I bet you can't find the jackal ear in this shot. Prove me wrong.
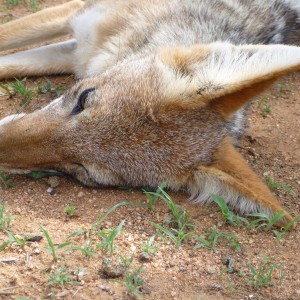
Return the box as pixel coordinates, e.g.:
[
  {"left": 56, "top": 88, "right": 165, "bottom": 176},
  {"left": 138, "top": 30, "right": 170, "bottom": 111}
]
[{"left": 158, "top": 43, "right": 300, "bottom": 117}]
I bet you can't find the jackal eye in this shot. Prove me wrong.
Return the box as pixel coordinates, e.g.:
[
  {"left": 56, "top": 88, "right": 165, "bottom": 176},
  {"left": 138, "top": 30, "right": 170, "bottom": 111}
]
[{"left": 71, "top": 88, "right": 95, "bottom": 115}]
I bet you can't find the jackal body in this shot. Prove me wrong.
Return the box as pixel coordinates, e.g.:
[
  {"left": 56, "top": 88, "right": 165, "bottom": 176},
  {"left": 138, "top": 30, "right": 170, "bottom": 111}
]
[{"left": 0, "top": 0, "right": 300, "bottom": 222}]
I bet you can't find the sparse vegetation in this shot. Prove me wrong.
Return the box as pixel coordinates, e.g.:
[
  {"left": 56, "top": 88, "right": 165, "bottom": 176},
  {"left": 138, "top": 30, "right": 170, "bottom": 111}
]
[
  {"left": 247, "top": 256, "right": 285, "bottom": 289},
  {"left": 28, "top": 171, "right": 52, "bottom": 179},
  {"left": 144, "top": 181, "right": 168, "bottom": 210},
  {"left": 6, "top": 0, "right": 39, "bottom": 12},
  {"left": 141, "top": 235, "right": 159, "bottom": 255},
  {"left": 194, "top": 226, "right": 241, "bottom": 251},
  {"left": 151, "top": 187, "right": 194, "bottom": 248},
  {"left": 211, "top": 194, "right": 248, "bottom": 227},
  {"left": 246, "top": 211, "right": 288, "bottom": 230},
  {"left": 9, "top": 78, "right": 35, "bottom": 111},
  {"left": 97, "top": 220, "right": 124, "bottom": 254},
  {"left": 257, "top": 97, "right": 271, "bottom": 117},
  {"left": 119, "top": 254, "right": 134, "bottom": 268},
  {"left": 265, "top": 175, "right": 294, "bottom": 194},
  {"left": 0, "top": 171, "right": 13, "bottom": 189},
  {"left": 37, "top": 78, "right": 66, "bottom": 96},
  {"left": 277, "top": 82, "right": 292, "bottom": 97},
  {"left": 39, "top": 225, "right": 72, "bottom": 261},
  {"left": 272, "top": 215, "right": 300, "bottom": 240},
  {"left": 47, "top": 266, "right": 79, "bottom": 287},
  {"left": 65, "top": 205, "right": 77, "bottom": 217},
  {"left": 0, "top": 200, "right": 13, "bottom": 231},
  {"left": 68, "top": 238, "right": 97, "bottom": 259},
  {"left": 121, "top": 266, "right": 144, "bottom": 298},
  {"left": 7, "top": 0, "right": 23, "bottom": 6},
  {"left": 4, "top": 230, "right": 31, "bottom": 248}
]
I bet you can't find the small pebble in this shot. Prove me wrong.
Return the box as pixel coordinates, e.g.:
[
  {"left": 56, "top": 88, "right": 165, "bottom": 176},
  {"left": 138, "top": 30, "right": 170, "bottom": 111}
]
[
  {"left": 206, "top": 265, "right": 216, "bottom": 274},
  {"left": 139, "top": 284, "right": 151, "bottom": 294},
  {"left": 47, "top": 176, "right": 60, "bottom": 188},
  {"left": 77, "top": 191, "right": 84, "bottom": 198},
  {"left": 101, "top": 258, "right": 126, "bottom": 278},
  {"left": 139, "top": 252, "right": 151, "bottom": 262},
  {"left": 99, "top": 284, "right": 110, "bottom": 292},
  {"left": 222, "top": 256, "right": 236, "bottom": 273},
  {"left": 47, "top": 187, "right": 56, "bottom": 195}
]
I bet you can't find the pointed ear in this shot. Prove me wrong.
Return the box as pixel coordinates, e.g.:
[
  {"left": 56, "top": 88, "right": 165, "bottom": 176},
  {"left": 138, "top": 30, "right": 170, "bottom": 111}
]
[{"left": 157, "top": 43, "right": 300, "bottom": 117}]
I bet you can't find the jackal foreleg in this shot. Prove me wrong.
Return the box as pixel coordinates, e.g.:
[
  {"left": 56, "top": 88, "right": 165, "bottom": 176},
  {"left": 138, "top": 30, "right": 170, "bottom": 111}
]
[
  {"left": 0, "top": 39, "right": 77, "bottom": 79},
  {"left": 189, "top": 137, "right": 293, "bottom": 226}
]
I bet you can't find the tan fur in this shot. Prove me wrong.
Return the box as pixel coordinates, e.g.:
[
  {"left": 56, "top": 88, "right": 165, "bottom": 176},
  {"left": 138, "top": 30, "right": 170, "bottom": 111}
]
[
  {"left": 0, "top": 0, "right": 300, "bottom": 225},
  {"left": 205, "top": 137, "right": 293, "bottom": 224}
]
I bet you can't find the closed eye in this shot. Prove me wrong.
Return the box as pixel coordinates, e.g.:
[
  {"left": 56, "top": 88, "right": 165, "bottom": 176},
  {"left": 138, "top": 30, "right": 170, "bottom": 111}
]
[{"left": 71, "top": 88, "right": 95, "bottom": 115}]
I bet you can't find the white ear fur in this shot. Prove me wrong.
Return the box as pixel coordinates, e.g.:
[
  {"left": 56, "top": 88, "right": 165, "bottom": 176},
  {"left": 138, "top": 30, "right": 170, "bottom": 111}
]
[{"left": 158, "top": 42, "right": 300, "bottom": 101}]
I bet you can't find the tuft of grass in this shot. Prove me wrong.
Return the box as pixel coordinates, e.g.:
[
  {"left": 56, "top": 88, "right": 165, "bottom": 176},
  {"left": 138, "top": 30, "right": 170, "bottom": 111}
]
[
  {"left": 0, "top": 240, "right": 11, "bottom": 251},
  {"left": 29, "top": 0, "right": 38, "bottom": 12},
  {"left": 68, "top": 202, "right": 144, "bottom": 258},
  {"left": 247, "top": 256, "right": 285, "bottom": 289},
  {"left": 194, "top": 226, "right": 241, "bottom": 251},
  {"left": 97, "top": 220, "right": 124, "bottom": 254},
  {"left": 272, "top": 215, "right": 300, "bottom": 240},
  {"left": 151, "top": 187, "right": 194, "bottom": 248},
  {"left": 65, "top": 205, "right": 77, "bottom": 217},
  {"left": 141, "top": 235, "right": 159, "bottom": 255},
  {"left": 0, "top": 200, "right": 13, "bottom": 231},
  {"left": 153, "top": 222, "right": 193, "bottom": 248},
  {"left": 0, "top": 82, "right": 12, "bottom": 96},
  {"left": 27, "top": 171, "right": 51, "bottom": 179},
  {"left": 37, "top": 78, "right": 65, "bottom": 97},
  {"left": 246, "top": 211, "right": 288, "bottom": 230},
  {"left": 211, "top": 194, "right": 248, "bottom": 227},
  {"left": 0, "top": 171, "right": 13, "bottom": 189},
  {"left": 0, "top": 230, "right": 39, "bottom": 251},
  {"left": 10, "top": 78, "right": 35, "bottom": 111},
  {"left": 118, "top": 266, "right": 144, "bottom": 298},
  {"left": 277, "top": 82, "right": 292, "bottom": 97},
  {"left": 4, "top": 230, "right": 30, "bottom": 248},
  {"left": 68, "top": 239, "right": 97, "bottom": 259},
  {"left": 39, "top": 225, "right": 72, "bottom": 261},
  {"left": 257, "top": 97, "right": 271, "bottom": 117},
  {"left": 212, "top": 194, "right": 297, "bottom": 237},
  {"left": 119, "top": 254, "right": 134, "bottom": 268},
  {"left": 144, "top": 181, "right": 168, "bottom": 210},
  {"left": 7, "top": 0, "right": 23, "bottom": 5},
  {"left": 265, "top": 176, "right": 294, "bottom": 194},
  {"left": 47, "top": 266, "right": 79, "bottom": 287}
]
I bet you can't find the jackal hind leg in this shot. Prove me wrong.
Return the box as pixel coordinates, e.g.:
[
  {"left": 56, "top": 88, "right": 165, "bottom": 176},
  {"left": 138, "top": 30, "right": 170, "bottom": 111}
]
[{"left": 0, "top": 0, "right": 84, "bottom": 51}]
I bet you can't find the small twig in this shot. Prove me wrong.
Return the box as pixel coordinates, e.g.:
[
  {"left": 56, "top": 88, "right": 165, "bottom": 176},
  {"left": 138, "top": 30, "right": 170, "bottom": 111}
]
[
  {"left": 0, "top": 292, "right": 15, "bottom": 295},
  {"left": 0, "top": 286, "right": 19, "bottom": 295},
  {"left": 73, "top": 287, "right": 84, "bottom": 297},
  {"left": 0, "top": 257, "right": 18, "bottom": 263}
]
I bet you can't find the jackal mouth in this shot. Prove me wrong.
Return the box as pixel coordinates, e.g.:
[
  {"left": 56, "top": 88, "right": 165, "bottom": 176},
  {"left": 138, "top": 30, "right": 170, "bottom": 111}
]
[{"left": 0, "top": 167, "right": 64, "bottom": 176}]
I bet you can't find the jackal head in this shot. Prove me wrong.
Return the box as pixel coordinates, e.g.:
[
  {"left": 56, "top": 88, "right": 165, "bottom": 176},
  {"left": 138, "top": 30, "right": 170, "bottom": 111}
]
[{"left": 0, "top": 42, "right": 299, "bottom": 195}]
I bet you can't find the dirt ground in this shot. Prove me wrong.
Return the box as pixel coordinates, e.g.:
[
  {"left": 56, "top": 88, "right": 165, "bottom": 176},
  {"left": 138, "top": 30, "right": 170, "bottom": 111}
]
[{"left": 0, "top": 1, "right": 300, "bottom": 300}]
